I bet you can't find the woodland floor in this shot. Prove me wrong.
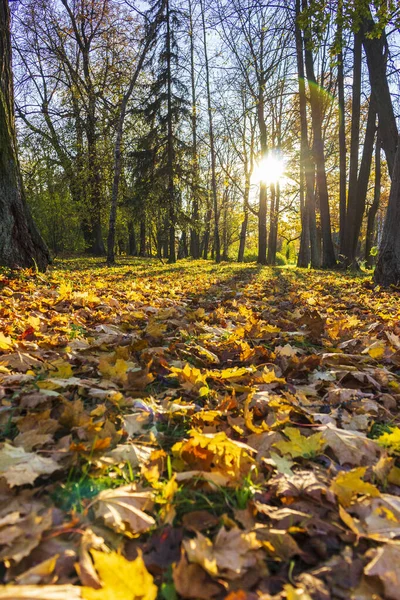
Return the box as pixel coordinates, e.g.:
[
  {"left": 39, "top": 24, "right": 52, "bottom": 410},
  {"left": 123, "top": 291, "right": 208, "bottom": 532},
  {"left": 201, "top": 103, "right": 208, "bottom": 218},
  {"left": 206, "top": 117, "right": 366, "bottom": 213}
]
[{"left": 0, "top": 258, "right": 400, "bottom": 599}]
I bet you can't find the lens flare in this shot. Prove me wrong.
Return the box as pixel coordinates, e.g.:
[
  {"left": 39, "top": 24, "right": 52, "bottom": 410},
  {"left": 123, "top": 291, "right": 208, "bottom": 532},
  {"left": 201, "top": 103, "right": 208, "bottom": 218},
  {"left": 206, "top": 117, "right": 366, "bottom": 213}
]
[{"left": 254, "top": 153, "right": 286, "bottom": 184}]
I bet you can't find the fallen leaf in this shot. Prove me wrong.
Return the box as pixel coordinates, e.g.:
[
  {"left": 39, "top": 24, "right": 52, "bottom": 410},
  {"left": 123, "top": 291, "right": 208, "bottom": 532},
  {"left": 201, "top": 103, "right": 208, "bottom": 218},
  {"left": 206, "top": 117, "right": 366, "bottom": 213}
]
[
  {"left": 92, "top": 485, "right": 155, "bottom": 537},
  {"left": 82, "top": 550, "right": 157, "bottom": 600},
  {"left": 331, "top": 467, "right": 380, "bottom": 507},
  {"left": 0, "top": 443, "right": 59, "bottom": 487},
  {"left": 364, "top": 543, "right": 400, "bottom": 600}
]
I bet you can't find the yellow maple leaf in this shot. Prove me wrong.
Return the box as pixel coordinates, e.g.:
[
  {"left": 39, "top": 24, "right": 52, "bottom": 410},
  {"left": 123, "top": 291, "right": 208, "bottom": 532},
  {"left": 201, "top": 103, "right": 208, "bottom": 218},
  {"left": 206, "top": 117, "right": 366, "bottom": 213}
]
[
  {"left": 172, "top": 430, "right": 254, "bottom": 481},
  {"left": 58, "top": 281, "right": 73, "bottom": 299},
  {"left": 82, "top": 550, "right": 157, "bottom": 600},
  {"left": 208, "top": 366, "right": 251, "bottom": 380},
  {"left": 146, "top": 319, "right": 167, "bottom": 338},
  {"left": 168, "top": 364, "right": 209, "bottom": 393},
  {"left": 98, "top": 357, "right": 128, "bottom": 383},
  {"left": 273, "top": 427, "right": 326, "bottom": 458},
  {"left": 331, "top": 467, "right": 380, "bottom": 507},
  {"left": 49, "top": 359, "right": 73, "bottom": 379},
  {"left": 0, "top": 332, "right": 13, "bottom": 351},
  {"left": 378, "top": 427, "right": 400, "bottom": 454},
  {"left": 366, "top": 341, "right": 386, "bottom": 360}
]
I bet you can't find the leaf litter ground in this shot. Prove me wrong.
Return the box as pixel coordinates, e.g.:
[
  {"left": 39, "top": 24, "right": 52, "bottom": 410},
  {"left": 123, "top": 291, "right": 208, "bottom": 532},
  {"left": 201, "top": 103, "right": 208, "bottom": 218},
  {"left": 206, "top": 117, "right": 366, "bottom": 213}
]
[{"left": 0, "top": 258, "right": 399, "bottom": 599}]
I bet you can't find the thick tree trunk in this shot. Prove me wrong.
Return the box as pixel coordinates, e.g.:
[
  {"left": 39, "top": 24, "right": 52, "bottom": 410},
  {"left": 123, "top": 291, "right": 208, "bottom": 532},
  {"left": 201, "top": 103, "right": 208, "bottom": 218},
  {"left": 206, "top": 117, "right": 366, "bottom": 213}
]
[
  {"left": 0, "top": 0, "right": 49, "bottom": 271},
  {"left": 374, "top": 135, "right": 400, "bottom": 286},
  {"left": 362, "top": 18, "right": 398, "bottom": 178},
  {"left": 365, "top": 136, "right": 381, "bottom": 269}
]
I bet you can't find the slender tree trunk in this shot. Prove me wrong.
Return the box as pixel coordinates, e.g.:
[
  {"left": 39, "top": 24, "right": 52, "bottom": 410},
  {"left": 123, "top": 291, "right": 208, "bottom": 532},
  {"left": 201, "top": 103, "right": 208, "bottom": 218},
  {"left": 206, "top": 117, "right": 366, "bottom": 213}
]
[
  {"left": 347, "top": 98, "right": 376, "bottom": 266},
  {"left": 374, "top": 135, "right": 400, "bottom": 286},
  {"left": 362, "top": 17, "right": 398, "bottom": 177},
  {"left": 139, "top": 219, "right": 146, "bottom": 257},
  {"left": 337, "top": 0, "right": 347, "bottom": 254},
  {"left": 0, "top": 0, "right": 49, "bottom": 271},
  {"left": 166, "top": 0, "right": 176, "bottom": 263},
  {"left": 257, "top": 87, "right": 268, "bottom": 265},
  {"left": 200, "top": 0, "right": 220, "bottom": 263},
  {"left": 267, "top": 183, "right": 279, "bottom": 265},
  {"left": 106, "top": 5, "right": 163, "bottom": 265},
  {"left": 188, "top": 0, "right": 200, "bottom": 259},
  {"left": 128, "top": 221, "right": 137, "bottom": 256},
  {"left": 202, "top": 206, "right": 212, "bottom": 259},
  {"left": 295, "top": 0, "right": 319, "bottom": 268},
  {"left": 342, "top": 32, "right": 362, "bottom": 265},
  {"left": 365, "top": 136, "right": 381, "bottom": 268},
  {"left": 303, "top": 0, "right": 336, "bottom": 268},
  {"left": 297, "top": 163, "right": 311, "bottom": 267}
]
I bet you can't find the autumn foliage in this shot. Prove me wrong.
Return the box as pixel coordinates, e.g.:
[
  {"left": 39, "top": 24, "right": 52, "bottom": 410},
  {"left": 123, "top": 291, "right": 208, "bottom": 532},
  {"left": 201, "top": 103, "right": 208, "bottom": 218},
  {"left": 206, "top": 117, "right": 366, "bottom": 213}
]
[{"left": 0, "top": 259, "right": 399, "bottom": 599}]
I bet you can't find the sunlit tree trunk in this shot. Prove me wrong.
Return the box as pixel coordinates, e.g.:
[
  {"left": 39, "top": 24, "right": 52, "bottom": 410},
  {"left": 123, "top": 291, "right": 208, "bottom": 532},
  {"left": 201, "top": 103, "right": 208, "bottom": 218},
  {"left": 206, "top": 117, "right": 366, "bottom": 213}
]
[
  {"left": 295, "top": 0, "right": 319, "bottom": 268},
  {"left": 200, "top": 0, "right": 220, "bottom": 263},
  {"left": 188, "top": 0, "right": 200, "bottom": 259},
  {"left": 303, "top": 34, "right": 336, "bottom": 266},
  {"left": 337, "top": 0, "right": 347, "bottom": 255},
  {"left": 0, "top": 0, "right": 49, "bottom": 271}
]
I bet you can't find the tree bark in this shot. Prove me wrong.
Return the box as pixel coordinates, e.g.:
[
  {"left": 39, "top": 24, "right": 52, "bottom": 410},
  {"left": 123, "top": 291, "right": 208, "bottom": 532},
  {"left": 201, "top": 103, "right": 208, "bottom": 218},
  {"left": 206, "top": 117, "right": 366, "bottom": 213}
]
[
  {"left": 0, "top": 0, "right": 49, "bottom": 271},
  {"left": 337, "top": 0, "right": 347, "bottom": 254},
  {"left": 106, "top": 1, "right": 165, "bottom": 265},
  {"left": 267, "top": 182, "right": 279, "bottom": 265},
  {"left": 295, "top": 0, "right": 319, "bottom": 268},
  {"left": 341, "top": 31, "right": 362, "bottom": 264},
  {"left": 201, "top": 0, "right": 220, "bottom": 263},
  {"left": 362, "top": 18, "right": 398, "bottom": 178},
  {"left": 374, "top": 135, "right": 400, "bottom": 286},
  {"left": 188, "top": 0, "right": 200, "bottom": 259},
  {"left": 365, "top": 136, "right": 381, "bottom": 268},
  {"left": 303, "top": 0, "right": 336, "bottom": 268},
  {"left": 346, "top": 97, "right": 376, "bottom": 266}
]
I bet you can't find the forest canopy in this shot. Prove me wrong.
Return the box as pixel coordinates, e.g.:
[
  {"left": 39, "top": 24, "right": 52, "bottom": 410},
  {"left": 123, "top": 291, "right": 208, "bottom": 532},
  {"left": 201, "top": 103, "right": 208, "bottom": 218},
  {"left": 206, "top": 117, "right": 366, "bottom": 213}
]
[{"left": 6, "top": 0, "right": 400, "bottom": 278}]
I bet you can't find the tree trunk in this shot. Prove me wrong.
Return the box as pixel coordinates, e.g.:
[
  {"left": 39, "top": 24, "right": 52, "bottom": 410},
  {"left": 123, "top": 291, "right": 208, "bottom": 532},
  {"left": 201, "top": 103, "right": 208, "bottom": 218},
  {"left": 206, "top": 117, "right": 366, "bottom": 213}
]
[
  {"left": 139, "top": 218, "right": 146, "bottom": 257},
  {"left": 188, "top": 0, "right": 200, "bottom": 259},
  {"left": 128, "top": 221, "right": 137, "bottom": 256},
  {"left": 295, "top": 0, "right": 319, "bottom": 268},
  {"left": 346, "top": 98, "right": 376, "bottom": 266},
  {"left": 238, "top": 208, "right": 248, "bottom": 263},
  {"left": 374, "top": 135, "right": 400, "bottom": 286},
  {"left": 107, "top": 1, "right": 164, "bottom": 265},
  {"left": 0, "top": 0, "right": 49, "bottom": 271},
  {"left": 297, "top": 162, "right": 310, "bottom": 267},
  {"left": 365, "top": 136, "right": 381, "bottom": 268},
  {"left": 303, "top": 0, "right": 336, "bottom": 268},
  {"left": 267, "top": 182, "right": 279, "bottom": 265},
  {"left": 201, "top": 0, "right": 220, "bottom": 263},
  {"left": 362, "top": 17, "right": 398, "bottom": 178},
  {"left": 341, "top": 31, "right": 362, "bottom": 264},
  {"left": 337, "top": 0, "right": 347, "bottom": 254}
]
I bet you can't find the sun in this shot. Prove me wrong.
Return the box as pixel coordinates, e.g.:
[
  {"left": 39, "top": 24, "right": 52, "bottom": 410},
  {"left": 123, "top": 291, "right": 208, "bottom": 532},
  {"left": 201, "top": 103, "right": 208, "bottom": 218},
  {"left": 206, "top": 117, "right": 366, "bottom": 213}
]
[{"left": 254, "top": 153, "right": 286, "bottom": 184}]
